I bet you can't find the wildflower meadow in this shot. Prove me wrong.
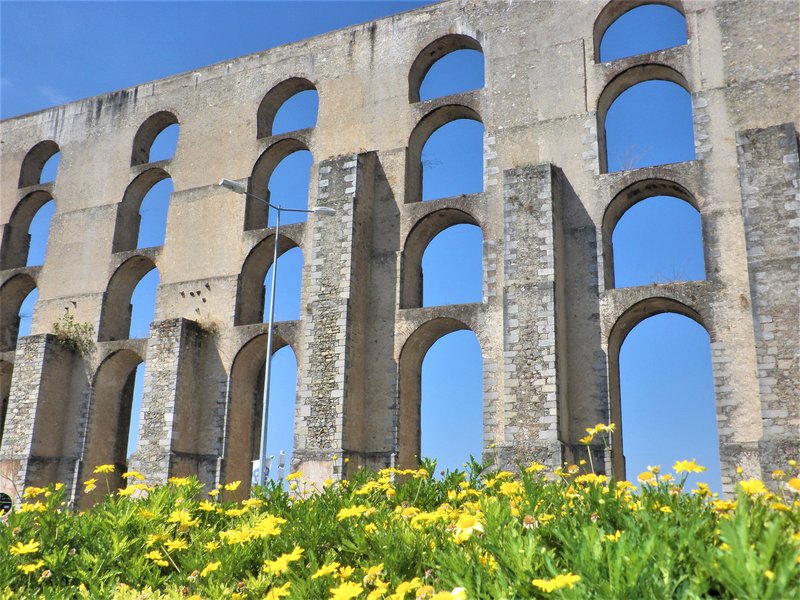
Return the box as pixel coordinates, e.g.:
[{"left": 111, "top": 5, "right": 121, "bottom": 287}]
[{"left": 1, "top": 428, "right": 799, "bottom": 598}]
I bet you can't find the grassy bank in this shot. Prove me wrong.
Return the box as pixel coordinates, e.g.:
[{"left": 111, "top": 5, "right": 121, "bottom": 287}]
[{"left": 2, "top": 454, "right": 799, "bottom": 598}]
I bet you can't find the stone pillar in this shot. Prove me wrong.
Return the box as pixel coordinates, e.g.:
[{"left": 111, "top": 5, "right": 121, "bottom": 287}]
[
  {"left": 0, "top": 334, "right": 86, "bottom": 500},
  {"left": 295, "top": 153, "right": 391, "bottom": 481},
  {"left": 339, "top": 152, "right": 398, "bottom": 473},
  {"left": 499, "top": 164, "right": 567, "bottom": 468},
  {"left": 128, "top": 318, "right": 217, "bottom": 485},
  {"left": 736, "top": 123, "right": 800, "bottom": 476}
]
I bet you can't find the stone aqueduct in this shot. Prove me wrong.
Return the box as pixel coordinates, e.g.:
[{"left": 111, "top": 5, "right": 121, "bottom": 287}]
[{"left": 0, "top": 0, "right": 798, "bottom": 503}]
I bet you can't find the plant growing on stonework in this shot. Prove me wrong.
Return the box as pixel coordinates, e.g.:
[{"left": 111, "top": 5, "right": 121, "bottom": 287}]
[
  {"left": 195, "top": 314, "right": 223, "bottom": 337},
  {"left": 51, "top": 308, "right": 95, "bottom": 356}
]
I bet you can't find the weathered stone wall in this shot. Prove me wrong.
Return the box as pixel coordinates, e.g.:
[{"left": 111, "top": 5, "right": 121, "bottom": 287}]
[
  {"left": 736, "top": 123, "right": 800, "bottom": 475},
  {"left": 0, "top": 334, "right": 88, "bottom": 501},
  {"left": 500, "top": 165, "right": 564, "bottom": 467},
  {"left": 294, "top": 155, "right": 360, "bottom": 481},
  {"left": 0, "top": 0, "right": 797, "bottom": 500}
]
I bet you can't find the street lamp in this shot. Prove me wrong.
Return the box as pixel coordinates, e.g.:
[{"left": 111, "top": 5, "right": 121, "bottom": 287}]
[{"left": 219, "top": 178, "right": 335, "bottom": 488}]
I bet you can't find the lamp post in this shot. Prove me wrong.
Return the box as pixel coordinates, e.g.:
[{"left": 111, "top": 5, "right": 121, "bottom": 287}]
[{"left": 219, "top": 178, "right": 335, "bottom": 488}]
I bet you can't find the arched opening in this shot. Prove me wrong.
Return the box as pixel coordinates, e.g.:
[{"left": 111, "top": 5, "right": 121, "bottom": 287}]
[
  {"left": 16, "top": 288, "right": 37, "bottom": 340},
  {"left": 596, "top": 2, "right": 687, "bottom": 62},
  {"left": 422, "top": 120, "right": 484, "bottom": 201},
  {"left": 0, "top": 274, "right": 37, "bottom": 352},
  {"left": 127, "top": 363, "right": 146, "bottom": 458},
  {"left": 266, "top": 151, "right": 313, "bottom": 227},
  {"left": 25, "top": 200, "right": 55, "bottom": 266},
  {"left": 401, "top": 209, "right": 481, "bottom": 308},
  {"left": 273, "top": 90, "right": 318, "bottom": 135},
  {"left": 80, "top": 349, "right": 143, "bottom": 505},
  {"left": 260, "top": 346, "right": 297, "bottom": 482},
  {"left": 421, "top": 330, "right": 483, "bottom": 472},
  {"left": 246, "top": 139, "right": 312, "bottom": 230},
  {"left": 620, "top": 313, "right": 719, "bottom": 491},
  {"left": 607, "top": 193, "right": 704, "bottom": 288},
  {"left": 409, "top": 34, "right": 483, "bottom": 103},
  {"left": 99, "top": 256, "right": 158, "bottom": 341},
  {"left": 40, "top": 152, "right": 60, "bottom": 184},
  {"left": 112, "top": 169, "right": 172, "bottom": 252},
  {"left": 148, "top": 124, "right": 179, "bottom": 163},
  {"left": 398, "top": 318, "right": 482, "bottom": 468},
  {"left": 0, "top": 360, "right": 12, "bottom": 446},
  {"left": 136, "top": 178, "right": 172, "bottom": 249},
  {"left": 236, "top": 233, "right": 302, "bottom": 326},
  {"left": 129, "top": 269, "right": 159, "bottom": 339},
  {"left": 606, "top": 81, "right": 695, "bottom": 172},
  {"left": 597, "top": 65, "right": 694, "bottom": 173},
  {"left": 18, "top": 140, "right": 60, "bottom": 187},
  {"left": 1, "top": 191, "right": 55, "bottom": 269},
  {"left": 226, "top": 334, "right": 297, "bottom": 498},
  {"left": 406, "top": 105, "right": 483, "bottom": 203},
  {"left": 257, "top": 78, "right": 317, "bottom": 138},
  {"left": 602, "top": 178, "right": 703, "bottom": 288},
  {"left": 419, "top": 49, "right": 484, "bottom": 101},
  {"left": 608, "top": 299, "right": 721, "bottom": 491},
  {"left": 131, "top": 111, "right": 179, "bottom": 166},
  {"left": 423, "top": 225, "right": 482, "bottom": 307},
  {"left": 263, "top": 247, "right": 304, "bottom": 323}
]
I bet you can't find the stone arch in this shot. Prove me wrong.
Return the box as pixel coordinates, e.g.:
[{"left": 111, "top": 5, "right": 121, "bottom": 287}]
[
  {"left": 224, "top": 331, "right": 293, "bottom": 499},
  {"left": 408, "top": 33, "right": 483, "bottom": 103},
  {"left": 0, "top": 273, "right": 37, "bottom": 352},
  {"left": 256, "top": 77, "right": 317, "bottom": 138},
  {"left": 602, "top": 178, "right": 701, "bottom": 289},
  {"left": 18, "top": 140, "right": 60, "bottom": 187},
  {"left": 0, "top": 360, "right": 12, "bottom": 445},
  {"left": 397, "top": 317, "right": 476, "bottom": 467},
  {"left": 406, "top": 104, "right": 483, "bottom": 203},
  {"left": 400, "top": 208, "right": 481, "bottom": 308},
  {"left": 246, "top": 138, "right": 311, "bottom": 230},
  {"left": 596, "top": 64, "right": 690, "bottom": 173},
  {"left": 236, "top": 232, "right": 302, "bottom": 326},
  {"left": 112, "top": 168, "right": 171, "bottom": 252},
  {"left": 593, "top": 1, "right": 685, "bottom": 62},
  {"left": 79, "top": 349, "right": 143, "bottom": 505},
  {"left": 606, "top": 296, "right": 707, "bottom": 478},
  {"left": 99, "top": 255, "right": 158, "bottom": 342},
  {"left": 130, "top": 110, "right": 180, "bottom": 166},
  {"left": 0, "top": 190, "right": 55, "bottom": 269}
]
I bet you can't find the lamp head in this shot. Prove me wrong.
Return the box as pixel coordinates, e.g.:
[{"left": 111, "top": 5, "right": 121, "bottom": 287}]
[
  {"left": 313, "top": 206, "right": 336, "bottom": 216},
  {"left": 219, "top": 178, "right": 246, "bottom": 194}
]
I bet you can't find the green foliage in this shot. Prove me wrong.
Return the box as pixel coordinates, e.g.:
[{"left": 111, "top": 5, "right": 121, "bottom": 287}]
[
  {"left": 51, "top": 309, "right": 95, "bottom": 356},
  {"left": 1, "top": 462, "right": 798, "bottom": 599}
]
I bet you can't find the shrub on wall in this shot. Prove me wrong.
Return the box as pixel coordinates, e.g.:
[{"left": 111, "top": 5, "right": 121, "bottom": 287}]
[{"left": 51, "top": 308, "right": 95, "bottom": 357}]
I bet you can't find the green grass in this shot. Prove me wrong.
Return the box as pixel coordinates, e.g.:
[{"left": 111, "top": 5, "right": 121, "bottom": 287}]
[{"left": 1, "top": 458, "right": 798, "bottom": 599}]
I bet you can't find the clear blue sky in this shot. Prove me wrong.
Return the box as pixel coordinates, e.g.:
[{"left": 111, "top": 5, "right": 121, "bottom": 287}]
[{"left": 3, "top": 2, "right": 720, "bottom": 491}]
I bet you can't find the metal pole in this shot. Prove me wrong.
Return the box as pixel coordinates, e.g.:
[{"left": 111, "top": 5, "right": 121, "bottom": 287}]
[{"left": 258, "top": 207, "right": 281, "bottom": 488}]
